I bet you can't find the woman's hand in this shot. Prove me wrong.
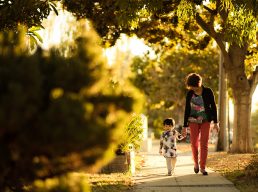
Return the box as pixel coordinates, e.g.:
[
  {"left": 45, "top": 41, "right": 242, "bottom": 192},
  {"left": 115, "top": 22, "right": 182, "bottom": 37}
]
[{"left": 182, "top": 127, "right": 188, "bottom": 137}]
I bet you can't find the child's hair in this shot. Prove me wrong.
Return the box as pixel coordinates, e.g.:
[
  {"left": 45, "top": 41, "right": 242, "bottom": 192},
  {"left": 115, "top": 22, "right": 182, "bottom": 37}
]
[
  {"left": 185, "top": 73, "right": 202, "bottom": 87},
  {"left": 163, "top": 118, "right": 175, "bottom": 126}
]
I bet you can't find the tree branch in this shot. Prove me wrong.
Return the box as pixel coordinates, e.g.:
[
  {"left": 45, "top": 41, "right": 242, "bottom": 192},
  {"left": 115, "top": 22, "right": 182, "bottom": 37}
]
[
  {"left": 195, "top": 13, "right": 231, "bottom": 69},
  {"left": 195, "top": 13, "right": 214, "bottom": 36},
  {"left": 203, "top": 5, "right": 217, "bottom": 15},
  {"left": 216, "top": 0, "right": 228, "bottom": 22}
]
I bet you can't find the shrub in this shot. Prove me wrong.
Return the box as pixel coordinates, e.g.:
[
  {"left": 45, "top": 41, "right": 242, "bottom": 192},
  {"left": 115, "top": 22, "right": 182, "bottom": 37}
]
[
  {"left": 0, "top": 28, "right": 134, "bottom": 191},
  {"left": 118, "top": 114, "right": 144, "bottom": 153}
]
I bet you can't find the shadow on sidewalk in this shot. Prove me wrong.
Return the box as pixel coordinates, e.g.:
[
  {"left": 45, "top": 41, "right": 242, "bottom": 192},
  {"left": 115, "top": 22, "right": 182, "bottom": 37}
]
[
  {"left": 130, "top": 140, "right": 239, "bottom": 192},
  {"left": 132, "top": 169, "right": 237, "bottom": 192}
]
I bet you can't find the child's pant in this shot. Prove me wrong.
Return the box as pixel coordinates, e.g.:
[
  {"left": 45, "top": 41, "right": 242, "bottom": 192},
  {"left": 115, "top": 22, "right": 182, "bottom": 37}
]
[
  {"left": 189, "top": 122, "right": 210, "bottom": 170},
  {"left": 165, "top": 157, "right": 177, "bottom": 173}
]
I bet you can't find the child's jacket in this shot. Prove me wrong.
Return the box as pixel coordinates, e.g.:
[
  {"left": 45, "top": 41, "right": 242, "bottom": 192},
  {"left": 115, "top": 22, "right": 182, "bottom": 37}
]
[{"left": 160, "top": 130, "right": 183, "bottom": 158}]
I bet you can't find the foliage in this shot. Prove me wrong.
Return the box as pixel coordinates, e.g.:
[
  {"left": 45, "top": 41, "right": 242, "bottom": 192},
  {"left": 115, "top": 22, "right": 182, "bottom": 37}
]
[
  {"left": 225, "top": 5, "right": 257, "bottom": 47},
  {"left": 101, "top": 38, "right": 145, "bottom": 153},
  {"left": 1, "top": 0, "right": 257, "bottom": 153},
  {"left": 32, "top": 173, "right": 90, "bottom": 192},
  {"left": 130, "top": 45, "right": 219, "bottom": 132},
  {"left": 118, "top": 114, "right": 144, "bottom": 153},
  {"left": 0, "top": 28, "right": 135, "bottom": 191},
  {"left": 1, "top": 0, "right": 258, "bottom": 51},
  {"left": 86, "top": 0, "right": 258, "bottom": 152},
  {"left": 88, "top": 173, "right": 132, "bottom": 192},
  {"left": 27, "top": 26, "right": 44, "bottom": 50},
  {"left": 0, "top": 0, "right": 207, "bottom": 48},
  {"left": 31, "top": 172, "right": 132, "bottom": 192},
  {"left": 0, "top": 0, "right": 58, "bottom": 30}
]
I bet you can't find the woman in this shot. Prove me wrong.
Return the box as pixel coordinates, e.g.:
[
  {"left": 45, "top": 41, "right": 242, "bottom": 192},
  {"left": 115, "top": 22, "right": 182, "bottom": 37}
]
[{"left": 182, "top": 73, "right": 219, "bottom": 176}]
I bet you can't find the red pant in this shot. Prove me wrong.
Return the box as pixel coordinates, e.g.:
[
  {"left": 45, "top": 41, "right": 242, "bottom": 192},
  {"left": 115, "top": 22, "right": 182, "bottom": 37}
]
[{"left": 189, "top": 122, "right": 210, "bottom": 170}]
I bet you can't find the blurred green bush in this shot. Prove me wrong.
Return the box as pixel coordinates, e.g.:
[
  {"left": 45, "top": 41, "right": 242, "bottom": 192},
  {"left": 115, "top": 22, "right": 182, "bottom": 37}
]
[{"left": 0, "top": 28, "right": 135, "bottom": 191}]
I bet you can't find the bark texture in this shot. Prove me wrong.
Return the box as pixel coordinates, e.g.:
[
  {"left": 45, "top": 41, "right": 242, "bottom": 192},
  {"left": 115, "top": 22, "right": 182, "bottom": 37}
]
[{"left": 224, "top": 44, "right": 254, "bottom": 153}]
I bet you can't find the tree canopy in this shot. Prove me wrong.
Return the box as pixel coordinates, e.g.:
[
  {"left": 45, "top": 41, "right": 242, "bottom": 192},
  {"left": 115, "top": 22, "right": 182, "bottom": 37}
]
[
  {"left": 0, "top": 0, "right": 210, "bottom": 48},
  {"left": 130, "top": 43, "right": 219, "bottom": 134},
  {"left": 1, "top": 0, "right": 257, "bottom": 152},
  {"left": 1, "top": 1, "right": 257, "bottom": 45},
  {"left": 0, "top": 0, "right": 58, "bottom": 30}
]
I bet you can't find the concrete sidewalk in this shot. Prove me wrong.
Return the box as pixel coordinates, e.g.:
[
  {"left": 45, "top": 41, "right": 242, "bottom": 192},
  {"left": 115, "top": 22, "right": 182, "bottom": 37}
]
[{"left": 131, "top": 140, "right": 239, "bottom": 192}]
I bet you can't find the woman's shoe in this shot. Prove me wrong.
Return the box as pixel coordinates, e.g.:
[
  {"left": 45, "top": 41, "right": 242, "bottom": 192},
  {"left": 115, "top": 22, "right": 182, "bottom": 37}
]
[
  {"left": 194, "top": 166, "right": 199, "bottom": 174},
  {"left": 201, "top": 169, "right": 208, "bottom": 175}
]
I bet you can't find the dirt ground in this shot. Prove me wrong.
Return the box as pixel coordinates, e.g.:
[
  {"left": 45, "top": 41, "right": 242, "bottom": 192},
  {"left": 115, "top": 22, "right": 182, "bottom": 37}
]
[{"left": 207, "top": 152, "right": 258, "bottom": 192}]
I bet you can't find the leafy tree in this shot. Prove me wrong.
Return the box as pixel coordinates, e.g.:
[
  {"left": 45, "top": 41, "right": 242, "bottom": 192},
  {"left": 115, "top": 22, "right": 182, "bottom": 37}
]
[
  {"left": 174, "top": 0, "right": 258, "bottom": 153},
  {"left": 0, "top": 0, "right": 58, "bottom": 30},
  {"left": 131, "top": 44, "right": 219, "bottom": 135},
  {"left": 61, "top": 0, "right": 258, "bottom": 153},
  {"left": 0, "top": 28, "right": 135, "bottom": 191},
  {"left": 1, "top": 0, "right": 257, "bottom": 153}
]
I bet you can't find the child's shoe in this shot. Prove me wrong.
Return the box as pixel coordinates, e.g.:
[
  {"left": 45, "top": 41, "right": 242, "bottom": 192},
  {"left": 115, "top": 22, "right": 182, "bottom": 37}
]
[{"left": 167, "top": 171, "right": 172, "bottom": 176}]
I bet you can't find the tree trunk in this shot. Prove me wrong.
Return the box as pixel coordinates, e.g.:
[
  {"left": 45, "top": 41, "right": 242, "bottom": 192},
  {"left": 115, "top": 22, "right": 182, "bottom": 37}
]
[
  {"left": 224, "top": 44, "right": 254, "bottom": 153},
  {"left": 231, "top": 91, "right": 253, "bottom": 152},
  {"left": 217, "top": 51, "right": 228, "bottom": 151},
  {"left": 196, "top": 6, "right": 256, "bottom": 153}
]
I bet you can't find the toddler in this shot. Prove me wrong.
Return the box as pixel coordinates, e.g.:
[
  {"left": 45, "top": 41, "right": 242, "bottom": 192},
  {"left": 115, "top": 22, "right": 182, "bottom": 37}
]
[{"left": 159, "top": 118, "right": 184, "bottom": 176}]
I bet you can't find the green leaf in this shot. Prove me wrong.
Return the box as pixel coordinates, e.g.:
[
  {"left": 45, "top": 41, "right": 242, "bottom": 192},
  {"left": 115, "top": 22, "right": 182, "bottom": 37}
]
[
  {"left": 29, "top": 35, "right": 38, "bottom": 50},
  {"left": 29, "top": 26, "right": 42, "bottom": 32},
  {"left": 29, "top": 31, "right": 43, "bottom": 43},
  {"left": 39, "top": 24, "right": 45, "bottom": 29},
  {"left": 50, "top": 3, "right": 58, "bottom": 16}
]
